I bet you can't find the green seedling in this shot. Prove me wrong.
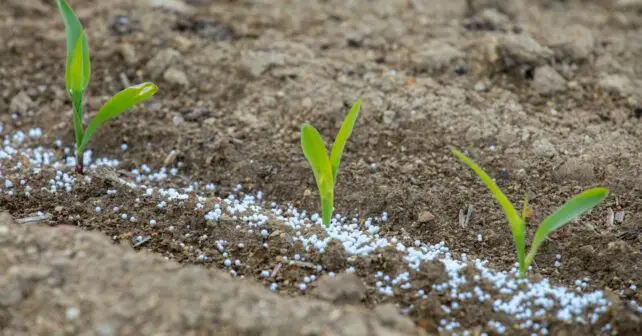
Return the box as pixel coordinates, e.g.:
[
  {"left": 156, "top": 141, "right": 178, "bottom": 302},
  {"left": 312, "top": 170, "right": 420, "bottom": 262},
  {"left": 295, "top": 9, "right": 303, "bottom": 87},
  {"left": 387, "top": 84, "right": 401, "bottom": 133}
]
[
  {"left": 452, "top": 149, "right": 608, "bottom": 278},
  {"left": 56, "top": 0, "right": 158, "bottom": 174},
  {"left": 301, "top": 98, "right": 362, "bottom": 227}
]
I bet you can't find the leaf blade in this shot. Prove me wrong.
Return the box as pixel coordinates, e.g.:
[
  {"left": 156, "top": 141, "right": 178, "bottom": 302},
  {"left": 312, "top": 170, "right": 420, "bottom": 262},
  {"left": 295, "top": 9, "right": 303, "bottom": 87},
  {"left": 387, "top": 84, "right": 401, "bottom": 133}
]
[
  {"left": 67, "top": 33, "right": 87, "bottom": 93},
  {"left": 330, "top": 98, "right": 361, "bottom": 184},
  {"left": 526, "top": 187, "right": 608, "bottom": 265},
  {"left": 56, "top": 0, "right": 90, "bottom": 92},
  {"left": 301, "top": 124, "right": 334, "bottom": 227},
  {"left": 452, "top": 149, "right": 526, "bottom": 270},
  {"left": 78, "top": 83, "right": 158, "bottom": 153}
]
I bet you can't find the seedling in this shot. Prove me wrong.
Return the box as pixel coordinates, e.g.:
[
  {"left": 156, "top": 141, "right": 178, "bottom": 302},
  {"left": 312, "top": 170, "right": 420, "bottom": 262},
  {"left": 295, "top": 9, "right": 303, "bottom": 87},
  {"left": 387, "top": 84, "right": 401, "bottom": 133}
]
[
  {"left": 301, "top": 98, "right": 362, "bottom": 227},
  {"left": 56, "top": 0, "right": 158, "bottom": 174},
  {"left": 452, "top": 149, "right": 608, "bottom": 278}
]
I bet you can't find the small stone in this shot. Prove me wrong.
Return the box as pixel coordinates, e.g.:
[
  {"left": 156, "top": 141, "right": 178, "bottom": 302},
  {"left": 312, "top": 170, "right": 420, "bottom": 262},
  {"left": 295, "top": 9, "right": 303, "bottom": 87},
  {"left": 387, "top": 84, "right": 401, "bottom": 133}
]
[
  {"left": 548, "top": 24, "right": 595, "bottom": 61},
  {"left": 532, "top": 65, "right": 566, "bottom": 95},
  {"left": 499, "top": 34, "right": 553, "bottom": 67},
  {"left": 598, "top": 74, "right": 634, "bottom": 96},
  {"left": 172, "top": 35, "right": 193, "bottom": 52},
  {"left": 184, "top": 107, "right": 209, "bottom": 122},
  {"left": 239, "top": 51, "right": 285, "bottom": 78},
  {"left": 411, "top": 42, "right": 464, "bottom": 73},
  {"left": 145, "top": 48, "right": 182, "bottom": 79},
  {"left": 163, "top": 67, "right": 189, "bottom": 86},
  {"left": 467, "top": 0, "right": 524, "bottom": 19},
  {"left": 310, "top": 272, "right": 366, "bottom": 305},
  {"left": 149, "top": 0, "right": 195, "bottom": 14},
  {"left": 119, "top": 43, "right": 138, "bottom": 65},
  {"left": 474, "top": 81, "right": 489, "bottom": 92},
  {"left": 615, "top": 211, "right": 626, "bottom": 223},
  {"left": 382, "top": 110, "right": 396, "bottom": 125},
  {"left": 418, "top": 211, "right": 435, "bottom": 223},
  {"left": 10, "top": 91, "right": 35, "bottom": 114},
  {"left": 532, "top": 138, "right": 558, "bottom": 158},
  {"left": 478, "top": 8, "right": 511, "bottom": 29},
  {"left": 110, "top": 15, "right": 140, "bottom": 36},
  {"left": 172, "top": 113, "right": 185, "bottom": 126},
  {"left": 467, "top": 8, "right": 511, "bottom": 31},
  {"left": 301, "top": 97, "right": 313, "bottom": 109},
  {"left": 553, "top": 157, "right": 595, "bottom": 183}
]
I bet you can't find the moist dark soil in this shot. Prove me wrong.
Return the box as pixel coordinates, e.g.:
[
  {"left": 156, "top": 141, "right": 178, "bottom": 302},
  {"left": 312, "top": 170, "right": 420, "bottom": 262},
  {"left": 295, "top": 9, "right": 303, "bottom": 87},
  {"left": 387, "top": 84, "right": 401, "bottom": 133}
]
[{"left": 1, "top": 0, "right": 641, "bottom": 335}]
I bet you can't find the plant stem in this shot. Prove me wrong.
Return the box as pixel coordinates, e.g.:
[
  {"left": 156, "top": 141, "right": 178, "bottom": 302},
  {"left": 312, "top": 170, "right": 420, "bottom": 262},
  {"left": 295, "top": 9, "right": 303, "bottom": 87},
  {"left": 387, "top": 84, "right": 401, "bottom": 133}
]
[
  {"left": 75, "top": 152, "right": 84, "bottom": 174},
  {"left": 518, "top": 263, "right": 527, "bottom": 278},
  {"left": 70, "top": 91, "right": 85, "bottom": 174},
  {"left": 321, "top": 196, "right": 333, "bottom": 228}
]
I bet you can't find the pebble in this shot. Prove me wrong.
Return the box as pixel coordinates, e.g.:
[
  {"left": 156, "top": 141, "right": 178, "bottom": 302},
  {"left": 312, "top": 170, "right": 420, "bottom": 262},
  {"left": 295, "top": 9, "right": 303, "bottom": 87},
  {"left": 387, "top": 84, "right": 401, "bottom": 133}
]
[
  {"left": 466, "top": 8, "right": 512, "bottom": 32},
  {"left": 10, "top": 91, "right": 35, "bottom": 114},
  {"left": 598, "top": 74, "right": 634, "bottom": 96},
  {"left": 382, "top": 110, "right": 396, "bottom": 125},
  {"left": 163, "top": 67, "right": 190, "bottom": 86},
  {"left": 149, "top": 0, "right": 195, "bottom": 15},
  {"left": 532, "top": 65, "right": 566, "bottom": 95},
  {"left": 499, "top": 34, "right": 553, "bottom": 67},
  {"left": 547, "top": 24, "right": 595, "bottom": 61},
  {"left": 532, "top": 138, "right": 558, "bottom": 158},
  {"left": 553, "top": 157, "right": 596, "bottom": 183},
  {"left": 119, "top": 43, "right": 138, "bottom": 65},
  {"left": 145, "top": 48, "right": 182, "bottom": 78},
  {"left": 418, "top": 211, "right": 436, "bottom": 223},
  {"left": 467, "top": 0, "right": 524, "bottom": 19},
  {"left": 411, "top": 42, "right": 464, "bottom": 73}
]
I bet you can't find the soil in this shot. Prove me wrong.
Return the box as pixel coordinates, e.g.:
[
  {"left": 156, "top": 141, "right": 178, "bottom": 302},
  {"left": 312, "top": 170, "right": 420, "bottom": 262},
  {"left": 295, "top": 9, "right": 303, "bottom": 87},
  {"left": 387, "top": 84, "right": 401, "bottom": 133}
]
[
  {"left": 0, "top": 214, "right": 422, "bottom": 335},
  {"left": 1, "top": 0, "right": 642, "bottom": 335}
]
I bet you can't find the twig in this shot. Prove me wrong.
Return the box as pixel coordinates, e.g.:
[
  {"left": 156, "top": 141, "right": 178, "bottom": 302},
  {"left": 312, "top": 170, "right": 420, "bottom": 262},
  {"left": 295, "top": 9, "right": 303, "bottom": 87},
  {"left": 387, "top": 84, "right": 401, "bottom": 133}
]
[
  {"left": 459, "top": 204, "right": 473, "bottom": 228},
  {"left": 270, "top": 263, "right": 282, "bottom": 278},
  {"left": 119, "top": 72, "right": 131, "bottom": 88},
  {"left": 606, "top": 208, "right": 614, "bottom": 227},
  {"left": 16, "top": 213, "right": 52, "bottom": 225}
]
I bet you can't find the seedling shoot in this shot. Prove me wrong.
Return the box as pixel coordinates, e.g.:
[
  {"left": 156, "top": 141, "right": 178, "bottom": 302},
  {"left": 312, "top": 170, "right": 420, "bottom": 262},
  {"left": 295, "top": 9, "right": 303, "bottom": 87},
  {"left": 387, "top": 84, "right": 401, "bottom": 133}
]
[
  {"left": 452, "top": 149, "right": 608, "bottom": 278},
  {"left": 301, "top": 98, "right": 362, "bottom": 227},
  {"left": 56, "top": 0, "right": 158, "bottom": 174}
]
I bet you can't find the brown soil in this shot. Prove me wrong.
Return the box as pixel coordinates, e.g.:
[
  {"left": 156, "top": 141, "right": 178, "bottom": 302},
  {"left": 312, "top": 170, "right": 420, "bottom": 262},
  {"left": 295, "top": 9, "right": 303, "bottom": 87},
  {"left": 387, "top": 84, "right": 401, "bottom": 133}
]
[{"left": 1, "top": 0, "right": 641, "bottom": 335}]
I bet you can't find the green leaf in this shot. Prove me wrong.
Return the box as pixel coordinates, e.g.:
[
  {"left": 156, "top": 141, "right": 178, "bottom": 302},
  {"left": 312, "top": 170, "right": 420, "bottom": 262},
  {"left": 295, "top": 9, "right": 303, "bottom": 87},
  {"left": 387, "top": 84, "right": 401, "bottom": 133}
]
[
  {"left": 67, "top": 33, "right": 89, "bottom": 93},
  {"left": 78, "top": 83, "right": 158, "bottom": 153},
  {"left": 56, "top": 0, "right": 90, "bottom": 92},
  {"left": 301, "top": 123, "right": 334, "bottom": 227},
  {"left": 525, "top": 187, "right": 608, "bottom": 266},
  {"left": 330, "top": 98, "right": 361, "bottom": 184},
  {"left": 452, "top": 149, "right": 526, "bottom": 274}
]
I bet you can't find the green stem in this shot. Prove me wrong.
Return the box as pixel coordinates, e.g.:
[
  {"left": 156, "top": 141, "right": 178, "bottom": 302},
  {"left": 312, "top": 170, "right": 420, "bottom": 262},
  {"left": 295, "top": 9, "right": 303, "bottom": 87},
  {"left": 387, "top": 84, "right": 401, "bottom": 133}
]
[
  {"left": 321, "top": 196, "right": 333, "bottom": 228},
  {"left": 518, "top": 263, "right": 527, "bottom": 278},
  {"left": 71, "top": 91, "right": 85, "bottom": 174}
]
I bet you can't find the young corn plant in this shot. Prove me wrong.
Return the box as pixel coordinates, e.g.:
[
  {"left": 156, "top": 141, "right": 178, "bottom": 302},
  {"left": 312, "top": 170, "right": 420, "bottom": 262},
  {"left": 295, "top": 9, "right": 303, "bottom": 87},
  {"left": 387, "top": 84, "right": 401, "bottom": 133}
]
[
  {"left": 301, "top": 98, "right": 362, "bottom": 227},
  {"left": 452, "top": 149, "right": 608, "bottom": 278},
  {"left": 57, "top": 0, "right": 158, "bottom": 174}
]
